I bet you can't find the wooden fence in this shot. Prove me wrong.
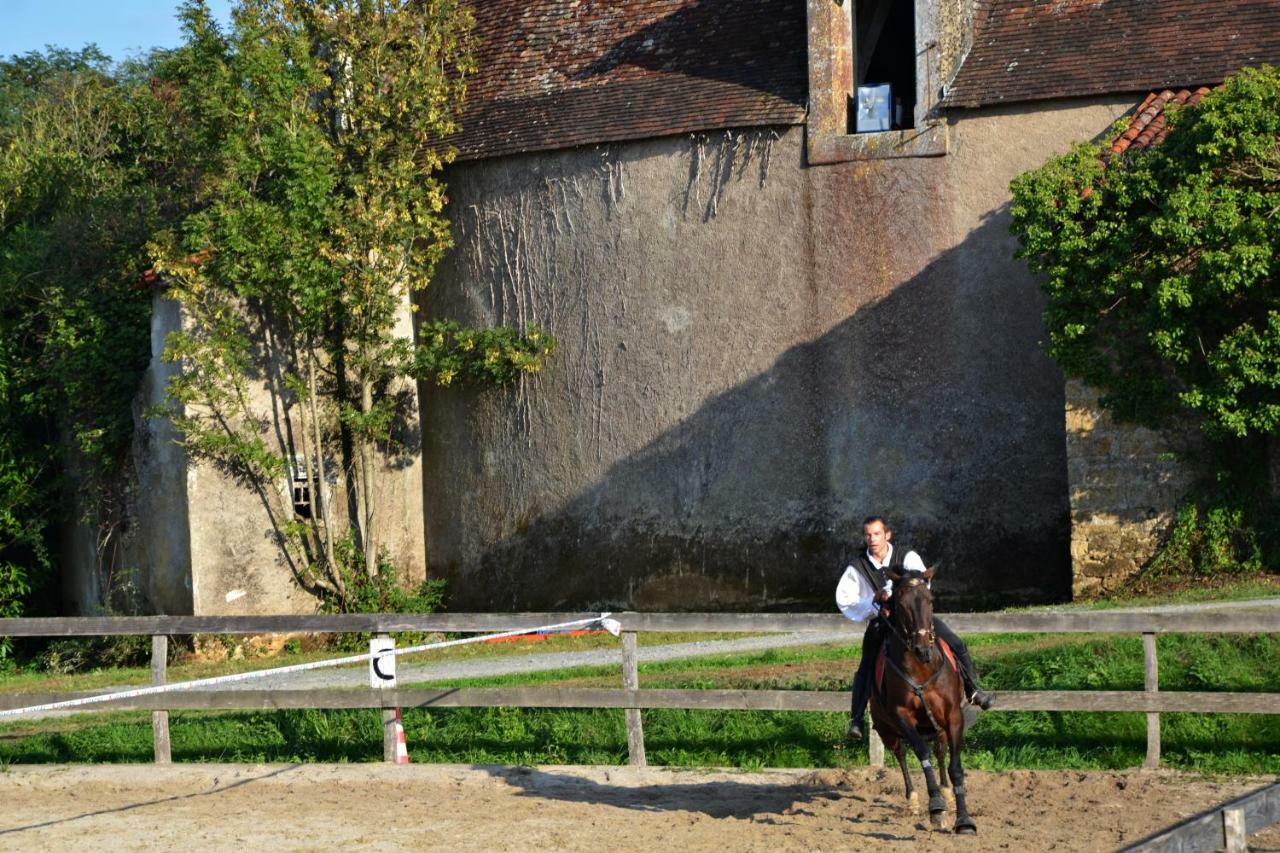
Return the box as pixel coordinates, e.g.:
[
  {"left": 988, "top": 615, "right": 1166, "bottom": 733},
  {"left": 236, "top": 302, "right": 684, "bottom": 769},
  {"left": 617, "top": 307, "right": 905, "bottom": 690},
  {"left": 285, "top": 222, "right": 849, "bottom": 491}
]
[{"left": 1, "top": 610, "right": 1278, "bottom": 769}]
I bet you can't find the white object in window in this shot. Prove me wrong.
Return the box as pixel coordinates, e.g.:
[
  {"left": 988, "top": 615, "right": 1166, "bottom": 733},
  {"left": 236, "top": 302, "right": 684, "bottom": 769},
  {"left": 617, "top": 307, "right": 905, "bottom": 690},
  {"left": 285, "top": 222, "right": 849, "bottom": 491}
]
[{"left": 856, "top": 84, "right": 892, "bottom": 132}]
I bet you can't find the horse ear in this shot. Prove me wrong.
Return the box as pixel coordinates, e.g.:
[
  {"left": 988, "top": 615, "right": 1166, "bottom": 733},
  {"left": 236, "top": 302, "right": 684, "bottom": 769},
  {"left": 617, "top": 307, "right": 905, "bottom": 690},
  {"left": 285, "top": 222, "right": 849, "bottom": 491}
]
[
  {"left": 923, "top": 564, "right": 937, "bottom": 580},
  {"left": 885, "top": 567, "right": 904, "bottom": 583}
]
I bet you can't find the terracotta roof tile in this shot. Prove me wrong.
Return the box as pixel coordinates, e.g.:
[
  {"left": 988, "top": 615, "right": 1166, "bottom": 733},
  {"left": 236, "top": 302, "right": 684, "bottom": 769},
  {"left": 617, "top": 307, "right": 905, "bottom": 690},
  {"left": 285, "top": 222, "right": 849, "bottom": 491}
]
[
  {"left": 1105, "top": 85, "right": 1212, "bottom": 159},
  {"left": 946, "top": 0, "right": 1280, "bottom": 108},
  {"left": 449, "top": 0, "right": 807, "bottom": 161}
]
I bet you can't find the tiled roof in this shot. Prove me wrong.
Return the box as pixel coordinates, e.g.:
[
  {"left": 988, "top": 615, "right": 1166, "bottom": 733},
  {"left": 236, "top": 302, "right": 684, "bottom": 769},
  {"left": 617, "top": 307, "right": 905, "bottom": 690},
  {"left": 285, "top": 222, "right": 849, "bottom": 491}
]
[
  {"left": 945, "top": 0, "right": 1280, "bottom": 109},
  {"left": 1106, "top": 86, "right": 1213, "bottom": 159},
  {"left": 449, "top": 0, "right": 807, "bottom": 161}
]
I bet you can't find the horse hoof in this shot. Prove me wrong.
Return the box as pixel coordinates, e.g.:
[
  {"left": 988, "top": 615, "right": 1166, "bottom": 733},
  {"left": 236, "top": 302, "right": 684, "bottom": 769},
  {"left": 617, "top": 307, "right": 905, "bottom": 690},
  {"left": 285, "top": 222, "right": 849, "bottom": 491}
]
[
  {"left": 955, "top": 823, "right": 978, "bottom": 835},
  {"left": 929, "top": 813, "right": 945, "bottom": 831},
  {"left": 928, "top": 796, "right": 947, "bottom": 814}
]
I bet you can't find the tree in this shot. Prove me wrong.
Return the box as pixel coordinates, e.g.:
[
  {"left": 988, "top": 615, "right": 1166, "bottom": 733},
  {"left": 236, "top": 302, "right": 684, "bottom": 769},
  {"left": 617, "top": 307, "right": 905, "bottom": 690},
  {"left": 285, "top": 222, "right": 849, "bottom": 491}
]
[
  {"left": 150, "top": 1, "right": 553, "bottom": 610},
  {"left": 1009, "top": 66, "right": 1280, "bottom": 441},
  {"left": 1010, "top": 66, "right": 1280, "bottom": 577},
  {"left": 0, "top": 46, "right": 184, "bottom": 628}
]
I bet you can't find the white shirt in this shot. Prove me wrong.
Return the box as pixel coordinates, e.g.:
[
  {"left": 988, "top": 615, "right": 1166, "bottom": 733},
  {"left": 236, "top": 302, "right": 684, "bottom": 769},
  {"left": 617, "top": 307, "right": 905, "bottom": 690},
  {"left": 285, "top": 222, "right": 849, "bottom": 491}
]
[{"left": 835, "top": 544, "right": 928, "bottom": 622}]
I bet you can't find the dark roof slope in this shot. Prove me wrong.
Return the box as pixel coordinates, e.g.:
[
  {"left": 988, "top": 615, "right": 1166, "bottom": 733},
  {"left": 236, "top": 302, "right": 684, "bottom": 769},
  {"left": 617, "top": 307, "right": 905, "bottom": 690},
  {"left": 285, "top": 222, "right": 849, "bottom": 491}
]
[
  {"left": 449, "top": 0, "right": 807, "bottom": 161},
  {"left": 945, "top": 0, "right": 1280, "bottom": 108}
]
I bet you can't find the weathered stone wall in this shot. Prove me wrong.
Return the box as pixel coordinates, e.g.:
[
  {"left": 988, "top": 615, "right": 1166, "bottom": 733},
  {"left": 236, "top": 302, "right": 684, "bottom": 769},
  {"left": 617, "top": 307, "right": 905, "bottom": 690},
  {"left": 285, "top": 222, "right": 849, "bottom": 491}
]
[
  {"left": 86, "top": 294, "right": 428, "bottom": 616},
  {"left": 1065, "top": 380, "right": 1199, "bottom": 596},
  {"left": 418, "top": 95, "right": 1142, "bottom": 612}
]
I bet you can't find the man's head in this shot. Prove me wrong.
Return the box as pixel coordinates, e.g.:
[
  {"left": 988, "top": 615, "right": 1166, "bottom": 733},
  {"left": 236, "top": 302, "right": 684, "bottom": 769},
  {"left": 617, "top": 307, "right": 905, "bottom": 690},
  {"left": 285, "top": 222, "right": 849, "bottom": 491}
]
[{"left": 862, "top": 516, "right": 891, "bottom": 559}]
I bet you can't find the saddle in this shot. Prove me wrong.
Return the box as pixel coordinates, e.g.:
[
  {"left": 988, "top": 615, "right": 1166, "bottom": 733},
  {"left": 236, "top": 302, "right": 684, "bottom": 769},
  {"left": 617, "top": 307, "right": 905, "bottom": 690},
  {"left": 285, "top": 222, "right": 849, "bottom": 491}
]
[{"left": 875, "top": 635, "right": 958, "bottom": 694}]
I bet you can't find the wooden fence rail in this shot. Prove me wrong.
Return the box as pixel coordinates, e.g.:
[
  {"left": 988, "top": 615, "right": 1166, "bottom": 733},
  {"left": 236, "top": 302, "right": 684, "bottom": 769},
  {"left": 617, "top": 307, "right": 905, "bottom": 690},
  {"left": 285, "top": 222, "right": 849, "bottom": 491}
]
[
  {"left": 1, "top": 609, "right": 1279, "bottom": 635},
  {"left": 1, "top": 610, "right": 1277, "bottom": 769}
]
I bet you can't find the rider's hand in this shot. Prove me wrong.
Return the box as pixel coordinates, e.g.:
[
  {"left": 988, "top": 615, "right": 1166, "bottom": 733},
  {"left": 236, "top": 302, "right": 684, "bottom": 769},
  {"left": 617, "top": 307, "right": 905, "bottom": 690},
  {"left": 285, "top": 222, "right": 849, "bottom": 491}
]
[{"left": 874, "top": 589, "right": 891, "bottom": 604}]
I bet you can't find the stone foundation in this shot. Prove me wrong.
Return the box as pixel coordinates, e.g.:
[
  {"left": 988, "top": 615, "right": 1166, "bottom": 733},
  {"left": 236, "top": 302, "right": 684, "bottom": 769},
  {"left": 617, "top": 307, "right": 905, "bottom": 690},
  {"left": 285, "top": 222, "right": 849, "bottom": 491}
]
[{"left": 1066, "top": 380, "right": 1199, "bottom": 596}]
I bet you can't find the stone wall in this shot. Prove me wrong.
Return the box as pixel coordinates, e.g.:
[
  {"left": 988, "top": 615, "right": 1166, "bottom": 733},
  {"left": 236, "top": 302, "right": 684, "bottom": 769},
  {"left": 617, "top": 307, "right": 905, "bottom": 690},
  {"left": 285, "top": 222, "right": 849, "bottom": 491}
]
[{"left": 1065, "top": 380, "right": 1199, "bottom": 596}]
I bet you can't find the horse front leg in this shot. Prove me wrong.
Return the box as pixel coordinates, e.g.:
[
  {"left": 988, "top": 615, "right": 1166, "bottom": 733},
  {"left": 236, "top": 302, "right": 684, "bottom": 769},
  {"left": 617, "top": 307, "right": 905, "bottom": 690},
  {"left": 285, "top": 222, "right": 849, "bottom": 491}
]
[
  {"left": 895, "top": 711, "right": 947, "bottom": 829},
  {"left": 947, "top": 715, "right": 977, "bottom": 835},
  {"left": 889, "top": 736, "right": 918, "bottom": 814}
]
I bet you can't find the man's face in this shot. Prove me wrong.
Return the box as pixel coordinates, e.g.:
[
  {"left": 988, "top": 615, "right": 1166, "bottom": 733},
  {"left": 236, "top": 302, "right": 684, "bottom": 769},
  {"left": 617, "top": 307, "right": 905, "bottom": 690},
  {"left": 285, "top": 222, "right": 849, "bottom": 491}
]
[{"left": 863, "top": 521, "right": 891, "bottom": 558}]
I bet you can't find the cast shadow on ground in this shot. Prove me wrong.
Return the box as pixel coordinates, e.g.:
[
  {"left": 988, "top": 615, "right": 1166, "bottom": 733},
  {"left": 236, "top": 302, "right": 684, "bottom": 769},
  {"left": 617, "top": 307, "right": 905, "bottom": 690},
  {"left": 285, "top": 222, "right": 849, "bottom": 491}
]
[
  {"left": 474, "top": 763, "right": 832, "bottom": 819},
  {"left": 0, "top": 764, "right": 301, "bottom": 837}
]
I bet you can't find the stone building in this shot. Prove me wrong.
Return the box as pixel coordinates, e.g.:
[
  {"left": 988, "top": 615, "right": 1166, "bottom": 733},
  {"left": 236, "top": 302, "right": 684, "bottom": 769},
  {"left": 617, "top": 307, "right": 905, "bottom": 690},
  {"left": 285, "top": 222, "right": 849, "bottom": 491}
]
[
  {"left": 420, "top": 0, "right": 1280, "bottom": 610},
  {"left": 79, "top": 0, "right": 1280, "bottom": 614}
]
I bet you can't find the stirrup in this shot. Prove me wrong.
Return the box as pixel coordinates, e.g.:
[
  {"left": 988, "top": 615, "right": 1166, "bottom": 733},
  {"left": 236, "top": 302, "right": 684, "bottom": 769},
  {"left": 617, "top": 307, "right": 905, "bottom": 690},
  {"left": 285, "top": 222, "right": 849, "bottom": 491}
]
[{"left": 847, "top": 718, "right": 866, "bottom": 741}]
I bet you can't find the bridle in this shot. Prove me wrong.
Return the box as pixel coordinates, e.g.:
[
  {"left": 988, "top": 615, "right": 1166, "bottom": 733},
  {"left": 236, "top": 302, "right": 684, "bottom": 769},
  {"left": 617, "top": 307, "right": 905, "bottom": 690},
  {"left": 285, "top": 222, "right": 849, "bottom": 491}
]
[
  {"left": 883, "top": 575, "right": 947, "bottom": 733},
  {"left": 888, "top": 576, "right": 936, "bottom": 657}
]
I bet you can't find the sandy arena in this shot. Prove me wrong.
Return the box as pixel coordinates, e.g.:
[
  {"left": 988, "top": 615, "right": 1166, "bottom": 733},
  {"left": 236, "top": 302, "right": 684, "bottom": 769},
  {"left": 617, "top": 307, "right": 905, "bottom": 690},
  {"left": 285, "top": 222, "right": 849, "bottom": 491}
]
[{"left": 0, "top": 763, "right": 1276, "bottom": 851}]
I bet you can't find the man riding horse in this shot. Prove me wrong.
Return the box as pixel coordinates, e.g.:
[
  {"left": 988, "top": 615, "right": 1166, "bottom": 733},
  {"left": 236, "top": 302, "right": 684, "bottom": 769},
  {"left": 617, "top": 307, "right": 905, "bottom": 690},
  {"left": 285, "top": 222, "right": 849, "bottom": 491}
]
[{"left": 836, "top": 515, "right": 993, "bottom": 741}]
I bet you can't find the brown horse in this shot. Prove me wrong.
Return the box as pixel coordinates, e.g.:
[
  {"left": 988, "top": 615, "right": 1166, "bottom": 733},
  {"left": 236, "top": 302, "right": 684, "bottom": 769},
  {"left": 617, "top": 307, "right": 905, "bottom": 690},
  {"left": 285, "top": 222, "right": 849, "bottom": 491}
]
[{"left": 868, "top": 566, "right": 977, "bottom": 834}]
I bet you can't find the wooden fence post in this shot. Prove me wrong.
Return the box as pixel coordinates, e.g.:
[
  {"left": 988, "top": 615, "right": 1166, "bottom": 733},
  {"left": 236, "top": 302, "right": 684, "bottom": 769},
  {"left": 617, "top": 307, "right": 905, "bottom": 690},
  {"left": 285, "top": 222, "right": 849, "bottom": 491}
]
[
  {"left": 376, "top": 634, "right": 397, "bottom": 763},
  {"left": 151, "top": 634, "right": 171, "bottom": 764},
  {"left": 869, "top": 728, "right": 884, "bottom": 767},
  {"left": 621, "top": 631, "right": 647, "bottom": 766},
  {"left": 1143, "top": 632, "right": 1160, "bottom": 770},
  {"left": 1223, "top": 807, "right": 1247, "bottom": 853}
]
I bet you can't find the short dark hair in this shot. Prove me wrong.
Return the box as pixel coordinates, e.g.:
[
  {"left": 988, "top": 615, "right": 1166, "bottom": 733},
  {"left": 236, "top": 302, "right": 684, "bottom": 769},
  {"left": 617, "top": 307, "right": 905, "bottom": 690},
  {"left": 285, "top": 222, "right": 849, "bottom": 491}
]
[{"left": 862, "top": 515, "right": 889, "bottom": 530}]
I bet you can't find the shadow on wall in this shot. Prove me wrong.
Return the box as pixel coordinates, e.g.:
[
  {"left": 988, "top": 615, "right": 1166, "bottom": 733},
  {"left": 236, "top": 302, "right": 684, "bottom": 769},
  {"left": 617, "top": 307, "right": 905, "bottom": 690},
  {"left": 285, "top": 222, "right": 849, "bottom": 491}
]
[{"left": 430, "top": 204, "right": 1071, "bottom": 613}]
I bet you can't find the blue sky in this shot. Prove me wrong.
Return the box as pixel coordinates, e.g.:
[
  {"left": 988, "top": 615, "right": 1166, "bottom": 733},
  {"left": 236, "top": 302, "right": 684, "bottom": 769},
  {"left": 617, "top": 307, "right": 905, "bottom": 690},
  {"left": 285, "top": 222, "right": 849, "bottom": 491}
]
[{"left": 1, "top": 0, "right": 236, "bottom": 62}]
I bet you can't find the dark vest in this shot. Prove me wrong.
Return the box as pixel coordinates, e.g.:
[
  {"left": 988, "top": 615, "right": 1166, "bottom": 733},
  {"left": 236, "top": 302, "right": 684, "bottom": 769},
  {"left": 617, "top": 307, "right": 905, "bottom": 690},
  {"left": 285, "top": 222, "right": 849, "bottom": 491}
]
[{"left": 853, "top": 545, "right": 911, "bottom": 593}]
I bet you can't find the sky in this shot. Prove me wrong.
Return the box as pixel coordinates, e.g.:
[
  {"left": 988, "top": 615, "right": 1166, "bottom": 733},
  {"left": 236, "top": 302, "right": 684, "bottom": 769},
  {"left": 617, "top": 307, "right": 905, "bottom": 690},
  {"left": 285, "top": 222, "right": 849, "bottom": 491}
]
[{"left": 0, "top": 0, "right": 236, "bottom": 62}]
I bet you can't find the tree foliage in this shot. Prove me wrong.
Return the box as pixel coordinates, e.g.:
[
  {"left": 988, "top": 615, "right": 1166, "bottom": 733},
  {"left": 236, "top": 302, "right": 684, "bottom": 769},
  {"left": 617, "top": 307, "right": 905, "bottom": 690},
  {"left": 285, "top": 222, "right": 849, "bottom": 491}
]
[
  {"left": 1010, "top": 66, "right": 1280, "bottom": 439},
  {"left": 0, "top": 47, "right": 186, "bottom": 631},
  {"left": 150, "top": 1, "right": 553, "bottom": 609}
]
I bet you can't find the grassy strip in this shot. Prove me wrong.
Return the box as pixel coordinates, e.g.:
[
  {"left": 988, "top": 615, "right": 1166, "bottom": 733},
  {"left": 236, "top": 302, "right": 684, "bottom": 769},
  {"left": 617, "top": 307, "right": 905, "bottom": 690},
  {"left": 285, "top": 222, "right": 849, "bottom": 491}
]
[{"left": 0, "top": 634, "right": 1275, "bottom": 773}]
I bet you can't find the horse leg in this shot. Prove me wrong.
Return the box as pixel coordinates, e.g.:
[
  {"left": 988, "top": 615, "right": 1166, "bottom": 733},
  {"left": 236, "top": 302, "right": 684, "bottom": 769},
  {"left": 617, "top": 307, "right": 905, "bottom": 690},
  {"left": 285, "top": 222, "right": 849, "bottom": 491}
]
[
  {"left": 933, "top": 735, "right": 950, "bottom": 790},
  {"left": 896, "top": 712, "right": 947, "bottom": 829},
  {"left": 890, "top": 738, "right": 918, "bottom": 814},
  {"left": 947, "top": 715, "right": 977, "bottom": 835}
]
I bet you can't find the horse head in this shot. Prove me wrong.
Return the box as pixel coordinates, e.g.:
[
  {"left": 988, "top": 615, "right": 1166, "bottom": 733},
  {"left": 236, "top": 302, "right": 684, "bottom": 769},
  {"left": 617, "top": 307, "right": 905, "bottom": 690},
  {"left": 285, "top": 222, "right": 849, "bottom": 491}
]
[{"left": 886, "top": 565, "right": 937, "bottom": 663}]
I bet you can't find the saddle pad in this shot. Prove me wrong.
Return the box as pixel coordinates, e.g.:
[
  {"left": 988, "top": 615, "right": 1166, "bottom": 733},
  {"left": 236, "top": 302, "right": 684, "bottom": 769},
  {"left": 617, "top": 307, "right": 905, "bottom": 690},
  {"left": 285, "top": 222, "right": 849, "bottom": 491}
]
[{"left": 939, "top": 636, "right": 959, "bottom": 673}]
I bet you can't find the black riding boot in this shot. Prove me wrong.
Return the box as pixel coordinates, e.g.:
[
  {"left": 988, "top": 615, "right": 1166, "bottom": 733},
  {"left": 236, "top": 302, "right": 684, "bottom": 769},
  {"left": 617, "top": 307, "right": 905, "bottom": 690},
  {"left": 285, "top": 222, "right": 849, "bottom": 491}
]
[
  {"left": 847, "top": 619, "right": 886, "bottom": 740},
  {"left": 948, "top": 638, "right": 994, "bottom": 709},
  {"left": 847, "top": 667, "right": 871, "bottom": 740}
]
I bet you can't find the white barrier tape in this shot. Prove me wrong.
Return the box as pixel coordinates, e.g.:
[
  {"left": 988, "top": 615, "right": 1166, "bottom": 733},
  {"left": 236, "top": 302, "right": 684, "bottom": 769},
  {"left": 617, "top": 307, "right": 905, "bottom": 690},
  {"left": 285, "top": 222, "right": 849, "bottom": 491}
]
[{"left": 0, "top": 613, "right": 616, "bottom": 719}]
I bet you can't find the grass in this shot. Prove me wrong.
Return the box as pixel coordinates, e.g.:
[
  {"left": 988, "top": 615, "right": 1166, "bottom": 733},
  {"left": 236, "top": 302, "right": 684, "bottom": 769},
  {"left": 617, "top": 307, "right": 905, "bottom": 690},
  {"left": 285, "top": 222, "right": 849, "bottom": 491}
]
[{"left": 0, "top": 632, "right": 1275, "bottom": 774}]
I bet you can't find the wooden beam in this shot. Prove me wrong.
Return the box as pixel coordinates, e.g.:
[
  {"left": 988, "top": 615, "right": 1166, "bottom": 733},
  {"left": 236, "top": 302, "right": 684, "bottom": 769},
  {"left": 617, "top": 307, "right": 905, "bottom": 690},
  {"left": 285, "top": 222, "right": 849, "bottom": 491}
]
[
  {"left": 1, "top": 688, "right": 1277, "bottom": 715},
  {"left": 621, "top": 632, "right": 646, "bottom": 767},
  {"left": 1, "top": 609, "right": 1277, "bottom": 637},
  {"left": 1143, "top": 632, "right": 1160, "bottom": 770},
  {"left": 150, "top": 635, "right": 170, "bottom": 764}
]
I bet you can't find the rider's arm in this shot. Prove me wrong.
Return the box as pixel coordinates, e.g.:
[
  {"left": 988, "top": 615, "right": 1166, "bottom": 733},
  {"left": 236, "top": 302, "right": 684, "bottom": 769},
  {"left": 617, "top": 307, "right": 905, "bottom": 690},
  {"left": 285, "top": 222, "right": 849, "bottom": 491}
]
[{"left": 835, "top": 565, "right": 877, "bottom": 622}]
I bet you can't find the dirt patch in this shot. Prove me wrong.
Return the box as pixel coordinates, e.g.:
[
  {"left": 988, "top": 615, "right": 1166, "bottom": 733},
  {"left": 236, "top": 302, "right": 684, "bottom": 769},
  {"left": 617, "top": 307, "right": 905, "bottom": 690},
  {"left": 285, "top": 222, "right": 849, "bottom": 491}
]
[{"left": 0, "top": 763, "right": 1275, "bottom": 851}]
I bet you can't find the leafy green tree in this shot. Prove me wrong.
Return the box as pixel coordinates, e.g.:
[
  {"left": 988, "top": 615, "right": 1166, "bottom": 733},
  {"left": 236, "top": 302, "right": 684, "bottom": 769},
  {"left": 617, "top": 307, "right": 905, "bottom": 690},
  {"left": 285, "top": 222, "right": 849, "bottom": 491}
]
[
  {"left": 1010, "top": 66, "right": 1280, "bottom": 439},
  {"left": 1010, "top": 66, "right": 1280, "bottom": 577},
  {"left": 151, "top": 1, "right": 553, "bottom": 609},
  {"left": 0, "top": 46, "right": 185, "bottom": 628}
]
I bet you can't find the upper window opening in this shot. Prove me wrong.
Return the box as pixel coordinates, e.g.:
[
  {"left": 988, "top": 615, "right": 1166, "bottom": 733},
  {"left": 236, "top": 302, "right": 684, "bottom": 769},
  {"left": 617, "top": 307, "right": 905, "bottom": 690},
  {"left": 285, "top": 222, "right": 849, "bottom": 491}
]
[{"left": 852, "top": 0, "right": 916, "bottom": 133}]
